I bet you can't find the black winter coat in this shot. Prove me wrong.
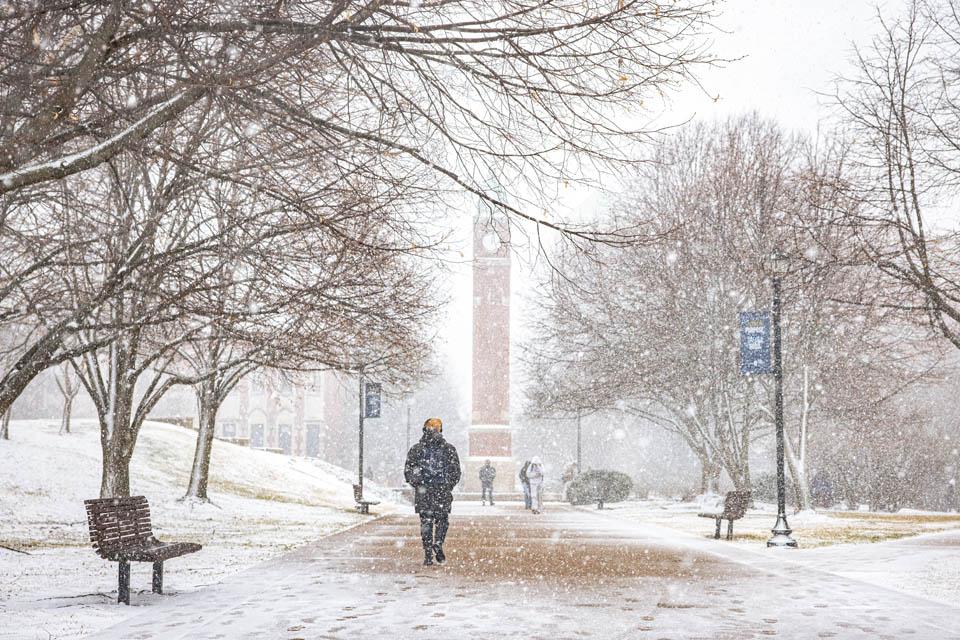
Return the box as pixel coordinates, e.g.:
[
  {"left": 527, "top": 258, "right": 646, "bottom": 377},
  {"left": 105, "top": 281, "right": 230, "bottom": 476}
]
[
  {"left": 479, "top": 464, "right": 496, "bottom": 484},
  {"left": 404, "top": 430, "right": 461, "bottom": 514}
]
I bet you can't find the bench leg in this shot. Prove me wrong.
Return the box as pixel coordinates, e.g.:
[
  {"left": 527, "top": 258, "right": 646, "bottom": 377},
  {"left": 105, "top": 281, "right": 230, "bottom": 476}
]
[
  {"left": 727, "top": 519, "right": 734, "bottom": 541},
  {"left": 152, "top": 561, "right": 163, "bottom": 594},
  {"left": 714, "top": 518, "right": 721, "bottom": 539},
  {"left": 118, "top": 560, "right": 130, "bottom": 605}
]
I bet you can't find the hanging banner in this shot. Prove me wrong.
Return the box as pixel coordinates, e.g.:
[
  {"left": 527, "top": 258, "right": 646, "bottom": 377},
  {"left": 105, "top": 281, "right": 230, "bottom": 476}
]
[
  {"left": 364, "top": 382, "right": 382, "bottom": 418},
  {"left": 739, "top": 311, "right": 772, "bottom": 375}
]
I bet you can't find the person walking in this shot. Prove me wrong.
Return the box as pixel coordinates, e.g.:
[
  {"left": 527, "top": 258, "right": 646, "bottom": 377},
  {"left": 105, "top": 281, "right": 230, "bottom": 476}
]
[
  {"left": 527, "top": 456, "right": 545, "bottom": 514},
  {"left": 519, "top": 459, "right": 532, "bottom": 510},
  {"left": 404, "top": 417, "right": 462, "bottom": 566},
  {"left": 479, "top": 460, "right": 497, "bottom": 506}
]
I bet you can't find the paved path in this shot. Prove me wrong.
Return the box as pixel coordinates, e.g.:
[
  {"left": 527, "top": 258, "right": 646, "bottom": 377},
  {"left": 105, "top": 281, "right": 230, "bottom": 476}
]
[{"left": 94, "top": 503, "right": 960, "bottom": 640}]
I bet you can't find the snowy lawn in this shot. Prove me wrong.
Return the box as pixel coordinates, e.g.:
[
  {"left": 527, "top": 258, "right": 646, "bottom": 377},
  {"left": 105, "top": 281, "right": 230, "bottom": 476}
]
[
  {"left": 589, "top": 498, "right": 960, "bottom": 609},
  {"left": 592, "top": 497, "right": 960, "bottom": 547},
  {"left": 0, "top": 420, "right": 394, "bottom": 639}
]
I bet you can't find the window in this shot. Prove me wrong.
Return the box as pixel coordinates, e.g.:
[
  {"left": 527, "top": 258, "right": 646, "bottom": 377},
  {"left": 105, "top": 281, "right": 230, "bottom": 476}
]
[
  {"left": 279, "top": 424, "right": 293, "bottom": 455},
  {"left": 250, "top": 424, "right": 264, "bottom": 448}
]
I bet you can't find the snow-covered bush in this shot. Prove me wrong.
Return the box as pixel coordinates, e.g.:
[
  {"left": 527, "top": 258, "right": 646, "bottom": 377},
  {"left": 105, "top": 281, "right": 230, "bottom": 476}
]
[{"left": 566, "top": 470, "right": 633, "bottom": 508}]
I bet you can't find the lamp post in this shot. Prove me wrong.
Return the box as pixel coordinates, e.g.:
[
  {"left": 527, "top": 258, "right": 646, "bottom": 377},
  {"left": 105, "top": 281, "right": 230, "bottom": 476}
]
[
  {"left": 358, "top": 370, "right": 365, "bottom": 497},
  {"left": 576, "top": 411, "right": 582, "bottom": 473},
  {"left": 767, "top": 250, "right": 798, "bottom": 548}
]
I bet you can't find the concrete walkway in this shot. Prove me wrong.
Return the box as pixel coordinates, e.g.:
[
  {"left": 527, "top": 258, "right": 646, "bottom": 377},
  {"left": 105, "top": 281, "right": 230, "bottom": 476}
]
[{"left": 94, "top": 503, "right": 960, "bottom": 640}]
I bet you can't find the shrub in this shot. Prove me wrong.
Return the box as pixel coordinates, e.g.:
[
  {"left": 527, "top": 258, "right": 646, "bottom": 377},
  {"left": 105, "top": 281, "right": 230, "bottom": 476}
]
[
  {"left": 751, "top": 472, "right": 795, "bottom": 507},
  {"left": 566, "top": 470, "right": 633, "bottom": 508}
]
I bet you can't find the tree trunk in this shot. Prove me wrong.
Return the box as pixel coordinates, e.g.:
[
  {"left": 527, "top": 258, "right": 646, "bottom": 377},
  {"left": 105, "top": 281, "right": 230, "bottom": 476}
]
[
  {"left": 783, "top": 427, "right": 812, "bottom": 511},
  {"left": 98, "top": 378, "right": 137, "bottom": 498},
  {"left": 0, "top": 410, "right": 9, "bottom": 440},
  {"left": 700, "top": 457, "right": 721, "bottom": 494},
  {"left": 100, "top": 447, "right": 133, "bottom": 498},
  {"left": 184, "top": 382, "right": 222, "bottom": 501},
  {"left": 60, "top": 397, "right": 74, "bottom": 434},
  {"left": 57, "top": 363, "right": 76, "bottom": 435}
]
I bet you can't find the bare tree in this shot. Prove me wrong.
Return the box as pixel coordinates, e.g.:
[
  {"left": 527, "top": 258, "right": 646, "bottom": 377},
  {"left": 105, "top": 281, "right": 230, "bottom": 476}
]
[
  {"left": 53, "top": 362, "right": 80, "bottom": 435},
  {"left": 524, "top": 115, "right": 939, "bottom": 505},
  {"left": 0, "top": 1, "right": 719, "bottom": 427},
  {"left": 835, "top": 0, "right": 960, "bottom": 350},
  {"left": 0, "top": 2, "right": 716, "bottom": 234},
  {"left": 179, "top": 178, "right": 440, "bottom": 501}
]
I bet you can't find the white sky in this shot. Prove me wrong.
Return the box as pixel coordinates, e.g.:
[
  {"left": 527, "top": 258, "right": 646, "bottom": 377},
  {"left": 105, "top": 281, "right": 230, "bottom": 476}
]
[
  {"left": 436, "top": 0, "right": 915, "bottom": 409},
  {"left": 665, "top": 0, "right": 905, "bottom": 134}
]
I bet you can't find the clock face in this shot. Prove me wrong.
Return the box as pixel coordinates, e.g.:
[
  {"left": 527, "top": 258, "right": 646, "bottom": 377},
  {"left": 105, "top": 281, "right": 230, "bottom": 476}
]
[{"left": 481, "top": 232, "right": 501, "bottom": 253}]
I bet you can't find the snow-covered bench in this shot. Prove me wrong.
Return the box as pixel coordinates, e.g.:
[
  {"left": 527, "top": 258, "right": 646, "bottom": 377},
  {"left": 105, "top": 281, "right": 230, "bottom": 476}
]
[
  {"left": 697, "top": 491, "right": 750, "bottom": 540},
  {"left": 353, "top": 484, "right": 379, "bottom": 515},
  {"left": 84, "top": 496, "right": 201, "bottom": 604}
]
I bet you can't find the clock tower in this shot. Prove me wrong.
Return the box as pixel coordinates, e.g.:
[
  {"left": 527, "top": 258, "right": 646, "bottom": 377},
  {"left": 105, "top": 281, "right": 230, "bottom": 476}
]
[{"left": 466, "top": 198, "right": 515, "bottom": 494}]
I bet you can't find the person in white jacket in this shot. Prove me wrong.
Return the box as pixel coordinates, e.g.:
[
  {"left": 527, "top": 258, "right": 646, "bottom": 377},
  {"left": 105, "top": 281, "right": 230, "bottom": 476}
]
[{"left": 527, "top": 456, "right": 545, "bottom": 514}]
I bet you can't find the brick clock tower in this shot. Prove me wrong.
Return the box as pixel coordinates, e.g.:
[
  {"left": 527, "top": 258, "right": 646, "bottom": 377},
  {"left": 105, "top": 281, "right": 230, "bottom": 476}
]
[{"left": 466, "top": 204, "right": 515, "bottom": 494}]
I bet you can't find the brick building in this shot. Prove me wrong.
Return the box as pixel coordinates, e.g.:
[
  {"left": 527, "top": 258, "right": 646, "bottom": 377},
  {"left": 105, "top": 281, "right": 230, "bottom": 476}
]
[{"left": 214, "top": 369, "right": 348, "bottom": 457}]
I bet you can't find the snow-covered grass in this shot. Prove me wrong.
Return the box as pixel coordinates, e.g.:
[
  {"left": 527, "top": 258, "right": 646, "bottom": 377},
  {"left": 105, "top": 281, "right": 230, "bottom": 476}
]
[
  {"left": 0, "top": 419, "right": 395, "bottom": 639},
  {"left": 582, "top": 497, "right": 960, "bottom": 611},
  {"left": 594, "top": 497, "right": 960, "bottom": 548}
]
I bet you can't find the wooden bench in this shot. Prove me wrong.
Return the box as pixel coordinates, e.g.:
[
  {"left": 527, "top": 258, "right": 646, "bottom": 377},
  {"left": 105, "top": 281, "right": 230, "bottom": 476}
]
[
  {"left": 353, "top": 484, "right": 379, "bottom": 515},
  {"left": 84, "top": 496, "right": 201, "bottom": 604},
  {"left": 697, "top": 491, "right": 751, "bottom": 540}
]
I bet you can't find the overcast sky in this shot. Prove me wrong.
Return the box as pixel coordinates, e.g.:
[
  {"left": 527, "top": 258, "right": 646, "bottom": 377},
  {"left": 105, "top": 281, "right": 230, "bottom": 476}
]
[{"left": 665, "top": 0, "right": 905, "bottom": 134}]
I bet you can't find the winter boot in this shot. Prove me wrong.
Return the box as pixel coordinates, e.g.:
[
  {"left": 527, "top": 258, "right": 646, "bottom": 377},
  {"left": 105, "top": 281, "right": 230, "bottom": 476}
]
[
  {"left": 434, "top": 545, "right": 446, "bottom": 564},
  {"left": 423, "top": 547, "right": 434, "bottom": 566}
]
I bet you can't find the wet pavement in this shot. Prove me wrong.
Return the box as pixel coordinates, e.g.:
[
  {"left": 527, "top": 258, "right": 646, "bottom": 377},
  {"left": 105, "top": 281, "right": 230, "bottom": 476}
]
[{"left": 92, "top": 503, "right": 960, "bottom": 639}]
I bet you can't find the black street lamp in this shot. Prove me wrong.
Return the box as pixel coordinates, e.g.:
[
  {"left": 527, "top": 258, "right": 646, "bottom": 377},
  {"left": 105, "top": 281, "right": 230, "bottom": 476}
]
[
  {"left": 576, "top": 411, "right": 582, "bottom": 473},
  {"left": 767, "top": 250, "right": 798, "bottom": 548},
  {"left": 358, "top": 370, "right": 366, "bottom": 497}
]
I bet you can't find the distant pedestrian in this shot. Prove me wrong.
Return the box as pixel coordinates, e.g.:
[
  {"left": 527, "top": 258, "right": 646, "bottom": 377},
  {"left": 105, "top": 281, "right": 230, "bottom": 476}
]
[
  {"left": 479, "top": 460, "right": 497, "bottom": 506},
  {"left": 519, "top": 459, "right": 532, "bottom": 509},
  {"left": 561, "top": 461, "right": 578, "bottom": 501},
  {"left": 404, "top": 417, "right": 462, "bottom": 566},
  {"left": 527, "top": 456, "right": 545, "bottom": 514}
]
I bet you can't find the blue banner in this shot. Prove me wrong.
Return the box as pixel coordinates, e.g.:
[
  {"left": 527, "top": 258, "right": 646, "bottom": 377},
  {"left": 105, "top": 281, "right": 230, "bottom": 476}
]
[
  {"left": 739, "top": 312, "right": 772, "bottom": 375},
  {"left": 364, "top": 382, "right": 382, "bottom": 418}
]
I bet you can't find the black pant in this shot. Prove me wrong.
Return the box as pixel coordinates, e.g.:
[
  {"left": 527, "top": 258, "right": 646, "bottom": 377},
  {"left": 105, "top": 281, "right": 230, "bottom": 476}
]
[
  {"left": 481, "top": 482, "right": 494, "bottom": 503},
  {"left": 419, "top": 512, "right": 449, "bottom": 551}
]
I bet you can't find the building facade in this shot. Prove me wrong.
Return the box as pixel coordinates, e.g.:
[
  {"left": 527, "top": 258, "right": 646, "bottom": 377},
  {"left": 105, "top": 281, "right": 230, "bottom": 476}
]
[{"left": 214, "top": 369, "right": 347, "bottom": 458}]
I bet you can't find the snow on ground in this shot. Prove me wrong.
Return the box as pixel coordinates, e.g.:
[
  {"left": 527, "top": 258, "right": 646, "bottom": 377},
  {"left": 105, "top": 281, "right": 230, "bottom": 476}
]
[
  {"left": 0, "top": 419, "right": 394, "bottom": 639},
  {"left": 86, "top": 503, "right": 960, "bottom": 640},
  {"left": 789, "top": 529, "right": 960, "bottom": 608},
  {"left": 591, "top": 498, "right": 960, "bottom": 609},
  {"left": 4, "top": 428, "right": 960, "bottom": 640},
  {"left": 597, "top": 497, "right": 960, "bottom": 547}
]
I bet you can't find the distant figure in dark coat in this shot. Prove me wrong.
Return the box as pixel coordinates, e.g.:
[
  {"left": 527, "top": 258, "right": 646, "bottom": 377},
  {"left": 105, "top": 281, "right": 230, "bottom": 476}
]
[
  {"left": 479, "top": 460, "right": 497, "bottom": 506},
  {"left": 404, "top": 417, "right": 462, "bottom": 566},
  {"left": 519, "top": 460, "right": 532, "bottom": 509}
]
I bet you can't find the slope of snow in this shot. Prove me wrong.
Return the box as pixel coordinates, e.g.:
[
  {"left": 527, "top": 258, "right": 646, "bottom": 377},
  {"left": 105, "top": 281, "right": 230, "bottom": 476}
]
[{"left": 0, "top": 419, "right": 395, "bottom": 639}]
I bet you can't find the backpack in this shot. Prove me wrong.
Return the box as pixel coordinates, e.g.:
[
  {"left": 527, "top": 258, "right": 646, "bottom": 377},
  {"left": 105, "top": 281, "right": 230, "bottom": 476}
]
[{"left": 419, "top": 443, "right": 448, "bottom": 487}]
